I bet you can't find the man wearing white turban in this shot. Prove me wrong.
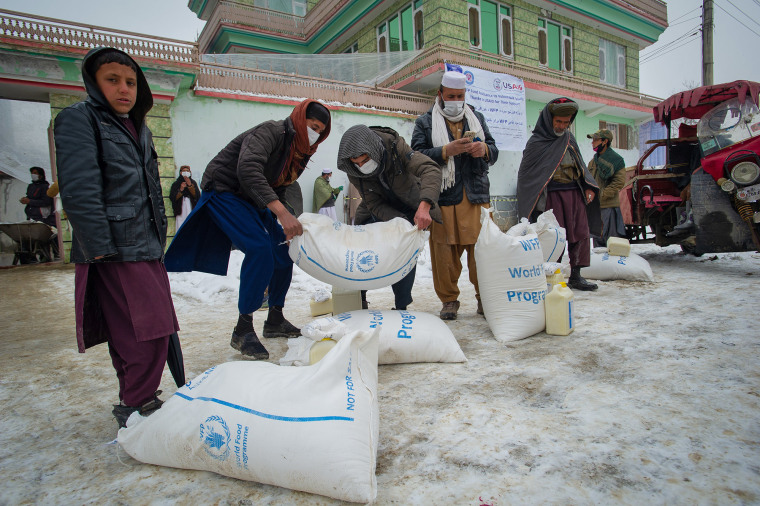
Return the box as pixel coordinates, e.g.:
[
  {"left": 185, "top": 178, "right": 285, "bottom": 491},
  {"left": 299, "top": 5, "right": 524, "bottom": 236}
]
[{"left": 411, "top": 70, "right": 499, "bottom": 320}]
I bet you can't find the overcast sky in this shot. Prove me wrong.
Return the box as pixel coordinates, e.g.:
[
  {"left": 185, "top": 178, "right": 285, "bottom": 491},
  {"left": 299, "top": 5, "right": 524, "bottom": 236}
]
[{"left": 2, "top": 0, "right": 760, "bottom": 100}]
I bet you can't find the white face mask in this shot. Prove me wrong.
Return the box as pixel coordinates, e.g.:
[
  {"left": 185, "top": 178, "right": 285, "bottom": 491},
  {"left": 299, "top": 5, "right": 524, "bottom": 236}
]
[
  {"left": 355, "top": 159, "right": 378, "bottom": 175},
  {"left": 307, "top": 126, "right": 321, "bottom": 146},
  {"left": 442, "top": 100, "right": 465, "bottom": 116},
  {"left": 31, "top": 174, "right": 40, "bottom": 182},
  {"left": 181, "top": 172, "right": 191, "bottom": 178}
]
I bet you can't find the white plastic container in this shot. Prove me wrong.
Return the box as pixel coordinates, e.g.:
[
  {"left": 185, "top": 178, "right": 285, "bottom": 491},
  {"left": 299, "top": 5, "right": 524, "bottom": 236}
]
[
  {"left": 309, "top": 337, "right": 337, "bottom": 364},
  {"left": 545, "top": 282, "right": 574, "bottom": 336},
  {"left": 331, "top": 286, "right": 363, "bottom": 315},
  {"left": 606, "top": 237, "right": 631, "bottom": 257},
  {"left": 546, "top": 268, "right": 564, "bottom": 293}
]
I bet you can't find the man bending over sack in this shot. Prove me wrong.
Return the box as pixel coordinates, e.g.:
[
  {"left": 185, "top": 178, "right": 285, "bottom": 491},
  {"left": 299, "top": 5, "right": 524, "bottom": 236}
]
[
  {"left": 337, "top": 124, "right": 442, "bottom": 311},
  {"left": 165, "top": 100, "right": 331, "bottom": 359},
  {"left": 517, "top": 97, "right": 601, "bottom": 291}
]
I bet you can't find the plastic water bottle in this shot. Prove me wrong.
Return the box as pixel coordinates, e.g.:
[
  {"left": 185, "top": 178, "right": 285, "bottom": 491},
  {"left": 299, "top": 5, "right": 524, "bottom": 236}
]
[
  {"left": 309, "top": 337, "right": 337, "bottom": 364},
  {"left": 545, "top": 282, "right": 574, "bottom": 336}
]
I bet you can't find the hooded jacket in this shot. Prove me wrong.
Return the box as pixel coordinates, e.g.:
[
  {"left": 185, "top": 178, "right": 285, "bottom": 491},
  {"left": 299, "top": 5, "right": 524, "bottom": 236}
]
[
  {"left": 54, "top": 47, "right": 166, "bottom": 263},
  {"left": 24, "top": 168, "right": 55, "bottom": 226},
  {"left": 337, "top": 126, "right": 442, "bottom": 225},
  {"left": 169, "top": 173, "right": 200, "bottom": 216},
  {"left": 517, "top": 101, "right": 601, "bottom": 236},
  {"left": 411, "top": 104, "right": 498, "bottom": 206}
]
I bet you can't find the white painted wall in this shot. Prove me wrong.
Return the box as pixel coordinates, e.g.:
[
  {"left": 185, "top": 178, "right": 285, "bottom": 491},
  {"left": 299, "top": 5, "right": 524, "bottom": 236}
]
[{"left": 0, "top": 99, "right": 53, "bottom": 224}]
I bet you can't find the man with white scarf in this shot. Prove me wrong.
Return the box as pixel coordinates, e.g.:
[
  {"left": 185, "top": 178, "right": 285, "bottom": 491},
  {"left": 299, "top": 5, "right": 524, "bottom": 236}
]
[{"left": 411, "top": 71, "right": 498, "bottom": 320}]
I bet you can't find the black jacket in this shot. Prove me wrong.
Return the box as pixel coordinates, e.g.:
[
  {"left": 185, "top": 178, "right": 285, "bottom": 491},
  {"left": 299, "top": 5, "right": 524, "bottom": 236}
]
[
  {"left": 169, "top": 175, "right": 200, "bottom": 217},
  {"left": 411, "top": 105, "right": 498, "bottom": 206},
  {"left": 24, "top": 179, "right": 55, "bottom": 227},
  {"left": 200, "top": 119, "right": 307, "bottom": 209},
  {"left": 54, "top": 47, "right": 167, "bottom": 263}
]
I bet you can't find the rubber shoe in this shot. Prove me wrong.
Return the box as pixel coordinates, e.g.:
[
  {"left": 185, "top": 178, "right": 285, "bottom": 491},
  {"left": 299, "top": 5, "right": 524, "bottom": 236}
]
[
  {"left": 439, "top": 301, "right": 460, "bottom": 320},
  {"left": 568, "top": 267, "right": 598, "bottom": 291},
  {"left": 263, "top": 318, "right": 300, "bottom": 339},
  {"left": 112, "top": 393, "right": 164, "bottom": 428},
  {"left": 231, "top": 329, "right": 269, "bottom": 359}
]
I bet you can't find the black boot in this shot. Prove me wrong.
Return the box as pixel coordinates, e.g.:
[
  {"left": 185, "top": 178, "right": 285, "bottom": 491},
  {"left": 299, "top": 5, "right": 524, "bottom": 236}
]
[
  {"left": 231, "top": 314, "right": 269, "bottom": 359},
  {"left": 263, "top": 306, "right": 300, "bottom": 338},
  {"left": 112, "top": 391, "right": 164, "bottom": 428},
  {"left": 568, "top": 266, "right": 598, "bottom": 291}
]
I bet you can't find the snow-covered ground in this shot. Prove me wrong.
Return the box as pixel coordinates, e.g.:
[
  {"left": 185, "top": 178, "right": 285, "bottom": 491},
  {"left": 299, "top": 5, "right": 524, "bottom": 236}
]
[{"left": 1, "top": 243, "right": 759, "bottom": 504}]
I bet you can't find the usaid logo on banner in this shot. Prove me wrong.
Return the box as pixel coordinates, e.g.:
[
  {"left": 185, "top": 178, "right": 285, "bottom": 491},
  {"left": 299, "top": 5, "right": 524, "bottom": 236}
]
[
  {"left": 493, "top": 79, "right": 502, "bottom": 91},
  {"left": 200, "top": 415, "right": 231, "bottom": 461},
  {"left": 464, "top": 71, "right": 474, "bottom": 86}
]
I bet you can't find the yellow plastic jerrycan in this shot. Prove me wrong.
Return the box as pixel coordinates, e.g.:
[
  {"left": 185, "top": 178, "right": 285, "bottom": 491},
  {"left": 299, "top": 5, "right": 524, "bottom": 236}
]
[
  {"left": 545, "top": 282, "right": 574, "bottom": 336},
  {"left": 546, "top": 268, "right": 564, "bottom": 292},
  {"left": 309, "top": 337, "right": 337, "bottom": 364}
]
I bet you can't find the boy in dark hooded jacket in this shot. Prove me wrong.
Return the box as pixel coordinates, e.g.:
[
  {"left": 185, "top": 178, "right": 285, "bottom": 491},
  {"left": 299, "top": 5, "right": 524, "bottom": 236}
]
[{"left": 54, "top": 47, "right": 180, "bottom": 428}]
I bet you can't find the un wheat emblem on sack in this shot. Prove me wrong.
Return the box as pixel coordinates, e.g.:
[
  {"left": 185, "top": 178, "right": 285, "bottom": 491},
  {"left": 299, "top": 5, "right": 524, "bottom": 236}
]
[{"left": 200, "top": 415, "right": 231, "bottom": 461}]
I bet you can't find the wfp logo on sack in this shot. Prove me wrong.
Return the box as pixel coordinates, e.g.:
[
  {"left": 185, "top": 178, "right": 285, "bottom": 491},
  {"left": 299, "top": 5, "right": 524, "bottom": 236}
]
[
  {"left": 346, "top": 249, "right": 379, "bottom": 273},
  {"left": 357, "top": 250, "right": 379, "bottom": 273},
  {"left": 200, "top": 415, "right": 231, "bottom": 461}
]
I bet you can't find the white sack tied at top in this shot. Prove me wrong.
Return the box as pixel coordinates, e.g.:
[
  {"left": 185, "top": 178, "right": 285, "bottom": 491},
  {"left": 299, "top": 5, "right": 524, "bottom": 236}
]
[
  {"left": 582, "top": 250, "right": 655, "bottom": 282},
  {"left": 509, "top": 211, "right": 567, "bottom": 263},
  {"left": 475, "top": 208, "right": 547, "bottom": 342},
  {"left": 118, "top": 328, "right": 380, "bottom": 504},
  {"left": 281, "top": 310, "right": 466, "bottom": 366},
  {"left": 289, "top": 213, "right": 428, "bottom": 290}
]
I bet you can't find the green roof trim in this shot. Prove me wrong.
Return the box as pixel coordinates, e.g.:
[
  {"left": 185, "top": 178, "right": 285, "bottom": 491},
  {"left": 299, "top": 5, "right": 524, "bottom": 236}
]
[
  {"left": 205, "top": 0, "right": 384, "bottom": 54},
  {"left": 551, "top": 0, "right": 666, "bottom": 43}
]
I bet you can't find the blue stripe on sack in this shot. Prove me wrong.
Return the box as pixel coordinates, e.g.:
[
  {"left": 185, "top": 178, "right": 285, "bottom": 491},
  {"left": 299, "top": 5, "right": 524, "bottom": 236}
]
[
  {"left": 175, "top": 392, "right": 354, "bottom": 422},
  {"left": 546, "top": 233, "right": 559, "bottom": 260},
  {"left": 299, "top": 244, "right": 419, "bottom": 282}
]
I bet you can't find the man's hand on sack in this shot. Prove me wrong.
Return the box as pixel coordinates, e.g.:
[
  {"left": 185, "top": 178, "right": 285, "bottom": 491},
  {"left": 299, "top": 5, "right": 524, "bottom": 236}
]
[
  {"left": 267, "top": 200, "right": 303, "bottom": 240},
  {"left": 414, "top": 201, "right": 432, "bottom": 230}
]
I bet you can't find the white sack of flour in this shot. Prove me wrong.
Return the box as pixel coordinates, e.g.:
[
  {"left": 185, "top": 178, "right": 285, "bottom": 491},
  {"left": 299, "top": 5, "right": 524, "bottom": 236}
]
[
  {"left": 475, "top": 208, "right": 546, "bottom": 342},
  {"left": 581, "top": 252, "right": 654, "bottom": 282},
  {"left": 289, "top": 213, "right": 427, "bottom": 290},
  {"left": 281, "top": 310, "right": 466, "bottom": 366},
  {"left": 534, "top": 209, "right": 567, "bottom": 262},
  {"left": 118, "top": 329, "right": 380, "bottom": 504}
]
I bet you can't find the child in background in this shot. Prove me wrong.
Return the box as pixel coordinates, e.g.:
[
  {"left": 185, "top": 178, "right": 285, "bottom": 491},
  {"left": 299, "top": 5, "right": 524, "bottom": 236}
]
[{"left": 54, "top": 47, "right": 180, "bottom": 429}]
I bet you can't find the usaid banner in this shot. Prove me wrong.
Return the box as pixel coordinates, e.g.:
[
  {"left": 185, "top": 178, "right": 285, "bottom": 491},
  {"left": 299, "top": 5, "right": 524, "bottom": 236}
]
[{"left": 445, "top": 63, "right": 527, "bottom": 152}]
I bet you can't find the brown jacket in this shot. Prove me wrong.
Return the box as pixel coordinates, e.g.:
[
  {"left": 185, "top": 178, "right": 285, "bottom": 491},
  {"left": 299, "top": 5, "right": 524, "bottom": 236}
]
[{"left": 347, "top": 127, "right": 442, "bottom": 225}]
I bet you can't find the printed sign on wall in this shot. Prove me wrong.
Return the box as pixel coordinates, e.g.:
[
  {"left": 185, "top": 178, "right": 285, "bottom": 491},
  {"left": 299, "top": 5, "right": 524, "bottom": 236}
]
[{"left": 445, "top": 63, "right": 528, "bottom": 152}]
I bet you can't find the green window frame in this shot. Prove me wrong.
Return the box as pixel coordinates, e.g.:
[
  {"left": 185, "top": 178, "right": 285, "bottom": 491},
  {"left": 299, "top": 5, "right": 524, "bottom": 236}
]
[
  {"left": 468, "top": 0, "right": 513, "bottom": 58},
  {"left": 538, "top": 17, "right": 572, "bottom": 73},
  {"left": 377, "top": 2, "right": 424, "bottom": 53}
]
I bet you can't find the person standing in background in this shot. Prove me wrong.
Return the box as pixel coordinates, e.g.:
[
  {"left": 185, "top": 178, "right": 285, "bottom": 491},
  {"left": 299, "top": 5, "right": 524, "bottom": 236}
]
[
  {"left": 169, "top": 165, "right": 199, "bottom": 231},
  {"left": 20, "top": 166, "right": 55, "bottom": 227},
  {"left": 586, "top": 129, "right": 627, "bottom": 247},
  {"left": 312, "top": 168, "right": 342, "bottom": 220}
]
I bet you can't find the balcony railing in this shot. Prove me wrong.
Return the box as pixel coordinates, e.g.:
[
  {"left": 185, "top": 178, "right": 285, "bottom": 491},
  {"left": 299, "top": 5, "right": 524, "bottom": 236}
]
[
  {"left": 197, "top": 62, "right": 432, "bottom": 116},
  {"left": 383, "top": 44, "right": 663, "bottom": 108},
  {"left": 0, "top": 9, "right": 198, "bottom": 66}
]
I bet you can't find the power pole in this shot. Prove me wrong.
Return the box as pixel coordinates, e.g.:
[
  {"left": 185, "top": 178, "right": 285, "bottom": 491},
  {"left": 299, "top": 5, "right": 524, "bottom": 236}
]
[{"left": 702, "top": 0, "right": 714, "bottom": 86}]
